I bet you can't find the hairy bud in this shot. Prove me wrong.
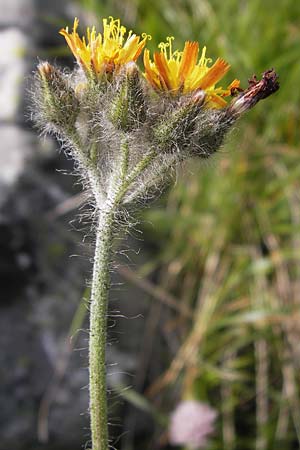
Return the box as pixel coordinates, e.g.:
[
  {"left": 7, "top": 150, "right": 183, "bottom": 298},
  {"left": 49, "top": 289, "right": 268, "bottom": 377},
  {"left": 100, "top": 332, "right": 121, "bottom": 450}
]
[
  {"left": 110, "top": 62, "right": 146, "bottom": 131},
  {"left": 36, "top": 61, "right": 79, "bottom": 133},
  {"left": 190, "top": 109, "right": 233, "bottom": 158},
  {"left": 152, "top": 92, "right": 206, "bottom": 153}
]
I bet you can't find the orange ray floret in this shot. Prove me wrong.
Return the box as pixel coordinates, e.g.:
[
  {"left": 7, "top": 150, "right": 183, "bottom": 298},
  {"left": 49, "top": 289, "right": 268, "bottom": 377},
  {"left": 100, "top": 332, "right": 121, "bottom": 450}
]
[
  {"left": 179, "top": 41, "right": 199, "bottom": 80},
  {"left": 144, "top": 37, "right": 240, "bottom": 108},
  {"left": 197, "top": 58, "right": 230, "bottom": 90},
  {"left": 153, "top": 52, "right": 172, "bottom": 90},
  {"left": 60, "top": 17, "right": 150, "bottom": 77}
]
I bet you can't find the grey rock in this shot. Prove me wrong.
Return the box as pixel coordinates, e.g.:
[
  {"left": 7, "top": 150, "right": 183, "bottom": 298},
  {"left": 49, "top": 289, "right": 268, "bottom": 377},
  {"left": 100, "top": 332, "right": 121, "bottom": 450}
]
[
  {"left": 0, "top": 0, "right": 68, "bottom": 38},
  {"left": 0, "top": 125, "right": 37, "bottom": 187},
  {"left": 0, "top": 28, "right": 33, "bottom": 121},
  {"left": 0, "top": 0, "right": 35, "bottom": 29}
]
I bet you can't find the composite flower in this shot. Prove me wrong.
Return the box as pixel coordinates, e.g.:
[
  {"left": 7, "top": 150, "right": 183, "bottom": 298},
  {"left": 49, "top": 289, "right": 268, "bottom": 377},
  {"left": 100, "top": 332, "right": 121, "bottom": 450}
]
[
  {"left": 144, "top": 37, "right": 241, "bottom": 107},
  {"left": 60, "top": 17, "right": 149, "bottom": 77}
]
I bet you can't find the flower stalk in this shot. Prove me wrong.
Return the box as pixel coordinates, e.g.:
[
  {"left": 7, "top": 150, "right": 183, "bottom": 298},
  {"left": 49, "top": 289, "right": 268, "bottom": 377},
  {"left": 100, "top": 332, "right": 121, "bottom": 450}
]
[
  {"left": 89, "top": 208, "right": 114, "bottom": 450},
  {"left": 31, "top": 16, "right": 279, "bottom": 450}
]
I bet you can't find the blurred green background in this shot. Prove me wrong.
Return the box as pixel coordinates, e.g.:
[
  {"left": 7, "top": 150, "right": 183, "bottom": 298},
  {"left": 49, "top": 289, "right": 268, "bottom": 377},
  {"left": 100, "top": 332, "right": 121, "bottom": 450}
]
[{"left": 63, "top": 0, "right": 300, "bottom": 449}]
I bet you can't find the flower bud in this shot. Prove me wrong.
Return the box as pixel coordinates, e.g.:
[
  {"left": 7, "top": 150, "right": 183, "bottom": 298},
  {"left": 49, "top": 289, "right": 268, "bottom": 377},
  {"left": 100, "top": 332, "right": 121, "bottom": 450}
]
[
  {"left": 152, "top": 92, "right": 206, "bottom": 153},
  {"left": 36, "top": 61, "right": 79, "bottom": 133},
  {"left": 191, "top": 108, "right": 233, "bottom": 158},
  {"left": 192, "top": 89, "right": 207, "bottom": 105},
  {"left": 37, "top": 61, "right": 55, "bottom": 81},
  {"left": 110, "top": 62, "right": 146, "bottom": 131}
]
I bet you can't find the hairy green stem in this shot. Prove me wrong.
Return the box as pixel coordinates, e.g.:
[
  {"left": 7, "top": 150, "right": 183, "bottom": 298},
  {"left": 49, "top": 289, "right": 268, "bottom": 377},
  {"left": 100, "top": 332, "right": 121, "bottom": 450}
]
[
  {"left": 89, "top": 206, "right": 115, "bottom": 450},
  {"left": 88, "top": 144, "right": 157, "bottom": 450},
  {"left": 114, "top": 149, "right": 157, "bottom": 204}
]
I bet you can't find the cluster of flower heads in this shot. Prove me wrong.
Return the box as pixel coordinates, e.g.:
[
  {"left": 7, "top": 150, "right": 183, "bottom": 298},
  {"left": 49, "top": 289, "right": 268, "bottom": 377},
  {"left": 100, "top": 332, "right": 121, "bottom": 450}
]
[
  {"left": 35, "top": 16, "right": 279, "bottom": 200},
  {"left": 59, "top": 16, "right": 241, "bottom": 108}
]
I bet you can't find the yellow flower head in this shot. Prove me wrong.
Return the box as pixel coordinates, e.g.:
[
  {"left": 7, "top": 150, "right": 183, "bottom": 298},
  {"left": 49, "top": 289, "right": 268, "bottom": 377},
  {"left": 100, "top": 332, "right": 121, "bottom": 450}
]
[
  {"left": 60, "top": 17, "right": 150, "bottom": 77},
  {"left": 144, "top": 37, "right": 241, "bottom": 108}
]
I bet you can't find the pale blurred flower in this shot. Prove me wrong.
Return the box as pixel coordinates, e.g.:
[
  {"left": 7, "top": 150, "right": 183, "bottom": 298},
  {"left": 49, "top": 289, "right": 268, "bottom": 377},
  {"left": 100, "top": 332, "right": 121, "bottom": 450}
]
[{"left": 169, "top": 400, "right": 217, "bottom": 449}]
